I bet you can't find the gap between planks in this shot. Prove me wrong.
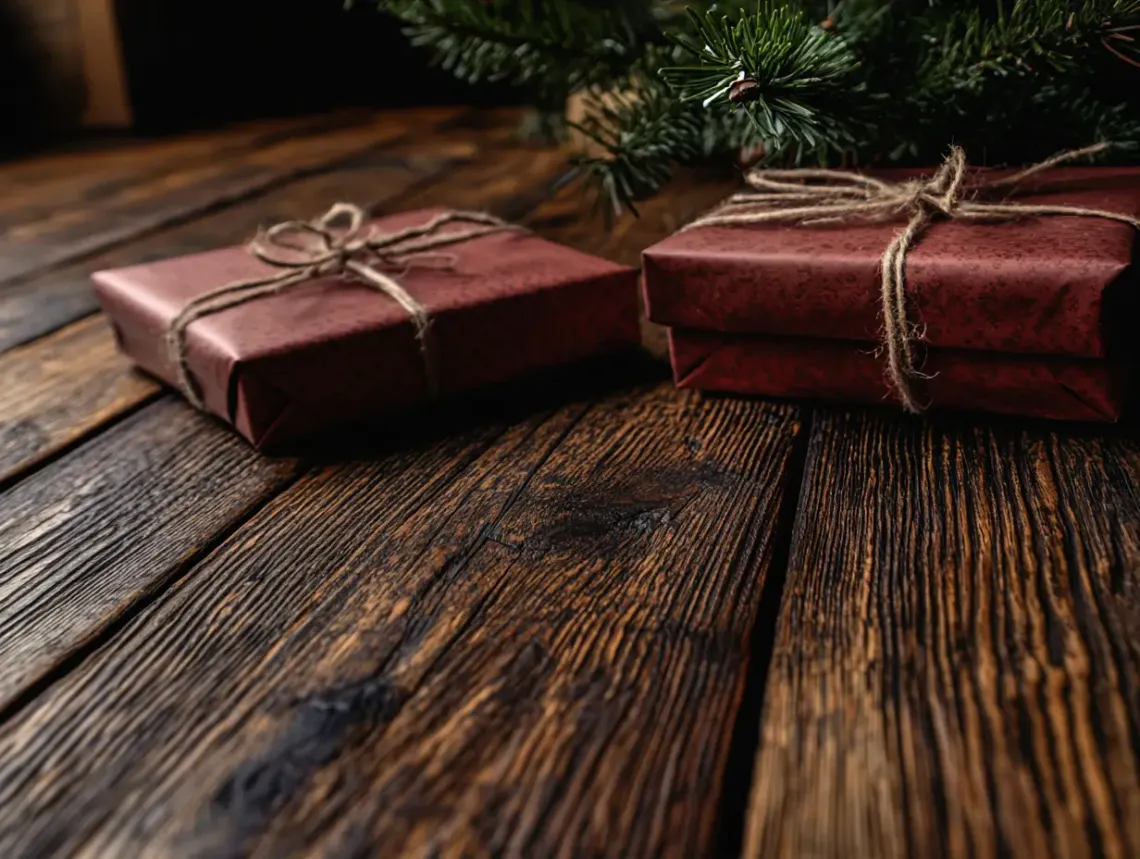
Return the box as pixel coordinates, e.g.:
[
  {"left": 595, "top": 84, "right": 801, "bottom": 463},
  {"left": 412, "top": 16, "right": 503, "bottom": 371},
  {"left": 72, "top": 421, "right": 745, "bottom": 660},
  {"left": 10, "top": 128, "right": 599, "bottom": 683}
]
[
  {"left": 713, "top": 404, "right": 815, "bottom": 859},
  {"left": 0, "top": 438, "right": 310, "bottom": 726}
]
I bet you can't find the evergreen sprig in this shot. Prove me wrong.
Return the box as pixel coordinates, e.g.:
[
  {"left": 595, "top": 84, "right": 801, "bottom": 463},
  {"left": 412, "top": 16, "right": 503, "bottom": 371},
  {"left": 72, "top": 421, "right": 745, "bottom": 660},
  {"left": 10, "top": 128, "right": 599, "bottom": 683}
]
[
  {"left": 662, "top": 4, "right": 859, "bottom": 146},
  {"left": 373, "top": 0, "right": 666, "bottom": 99},
  {"left": 376, "top": 0, "right": 1140, "bottom": 213},
  {"left": 569, "top": 48, "right": 758, "bottom": 215},
  {"left": 930, "top": 0, "right": 1140, "bottom": 78}
]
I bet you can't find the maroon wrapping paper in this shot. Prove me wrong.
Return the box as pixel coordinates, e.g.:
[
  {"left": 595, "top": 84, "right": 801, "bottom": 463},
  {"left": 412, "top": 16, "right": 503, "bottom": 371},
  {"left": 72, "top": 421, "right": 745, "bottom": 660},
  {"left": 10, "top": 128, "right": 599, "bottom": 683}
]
[
  {"left": 643, "top": 166, "right": 1140, "bottom": 420},
  {"left": 93, "top": 208, "right": 640, "bottom": 449},
  {"left": 670, "top": 330, "right": 1126, "bottom": 422},
  {"left": 643, "top": 167, "right": 1140, "bottom": 359}
]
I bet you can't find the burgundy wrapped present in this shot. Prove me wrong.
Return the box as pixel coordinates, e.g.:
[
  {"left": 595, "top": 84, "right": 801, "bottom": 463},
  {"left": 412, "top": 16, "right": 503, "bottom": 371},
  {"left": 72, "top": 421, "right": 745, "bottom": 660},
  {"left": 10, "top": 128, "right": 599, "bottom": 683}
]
[
  {"left": 669, "top": 331, "right": 1126, "bottom": 423},
  {"left": 643, "top": 163, "right": 1140, "bottom": 421},
  {"left": 94, "top": 206, "right": 639, "bottom": 449}
]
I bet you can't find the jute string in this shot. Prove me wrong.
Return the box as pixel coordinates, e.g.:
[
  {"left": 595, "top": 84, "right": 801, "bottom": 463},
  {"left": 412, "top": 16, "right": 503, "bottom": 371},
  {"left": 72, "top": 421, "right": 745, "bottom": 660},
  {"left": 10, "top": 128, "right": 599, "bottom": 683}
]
[
  {"left": 684, "top": 143, "right": 1140, "bottom": 413},
  {"left": 166, "top": 205, "right": 525, "bottom": 409}
]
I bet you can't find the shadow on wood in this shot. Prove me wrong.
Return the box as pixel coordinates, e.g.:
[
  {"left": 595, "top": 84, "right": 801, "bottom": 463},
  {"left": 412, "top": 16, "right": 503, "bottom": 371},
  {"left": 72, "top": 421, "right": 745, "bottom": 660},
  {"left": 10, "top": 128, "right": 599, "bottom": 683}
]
[{"left": 287, "top": 350, "right": 670, "bottom": 463}]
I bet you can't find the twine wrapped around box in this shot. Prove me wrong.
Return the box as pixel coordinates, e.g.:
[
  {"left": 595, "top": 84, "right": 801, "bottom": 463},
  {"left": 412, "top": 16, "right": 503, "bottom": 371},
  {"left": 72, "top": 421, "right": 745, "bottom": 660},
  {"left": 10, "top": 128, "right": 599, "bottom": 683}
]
[
  {"left": 166, "top": 205, "right": 526, "bottom": 408},
  {"left": 685, "top": 144, "right": 1140, "bottom": 413}
]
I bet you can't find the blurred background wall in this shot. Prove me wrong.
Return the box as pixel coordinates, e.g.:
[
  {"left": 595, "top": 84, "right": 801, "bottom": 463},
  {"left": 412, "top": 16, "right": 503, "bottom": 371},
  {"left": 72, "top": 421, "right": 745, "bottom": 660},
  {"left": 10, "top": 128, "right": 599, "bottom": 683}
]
[{"left": 0, "top": 0, "right": 518, "bottom": 154}]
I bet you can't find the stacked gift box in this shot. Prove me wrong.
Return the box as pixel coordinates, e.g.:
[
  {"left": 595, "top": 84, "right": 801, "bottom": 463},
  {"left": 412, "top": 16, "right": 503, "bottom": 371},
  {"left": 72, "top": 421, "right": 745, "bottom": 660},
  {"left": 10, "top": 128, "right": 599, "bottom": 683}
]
[{"left": 642, "top": 166, "right": 1140, "bottom": 422}]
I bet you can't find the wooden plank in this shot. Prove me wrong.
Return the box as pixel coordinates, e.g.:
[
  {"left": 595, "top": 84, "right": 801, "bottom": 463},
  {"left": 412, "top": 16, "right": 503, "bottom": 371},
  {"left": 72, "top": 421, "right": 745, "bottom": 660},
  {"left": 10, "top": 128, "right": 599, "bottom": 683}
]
[
  {"left": 0, "top": 109, "right": 516, "bottom": 202},
  {"left": 0, "top": 117, "right": 290, "bottom": 190},
  {"left": 0, "top": 108, "right": 461, "bottom": 287},
  {"left": 746, "top": 410, "right": 1140, "bottom": 859},
  {"left": 0, "top": 112, "right": 378, "bottom": 184},
  {"left": 0, "top": 399, "right": 301, "bottom": 716},
  {"left": 0, "top": 113, "right": 364, "bottom": 220},
  {"left": 0, "top": 383, "right": 804, "bottom": 859},
  {"left": 0, "top": 314, "right": 158, "bottom": 487}
]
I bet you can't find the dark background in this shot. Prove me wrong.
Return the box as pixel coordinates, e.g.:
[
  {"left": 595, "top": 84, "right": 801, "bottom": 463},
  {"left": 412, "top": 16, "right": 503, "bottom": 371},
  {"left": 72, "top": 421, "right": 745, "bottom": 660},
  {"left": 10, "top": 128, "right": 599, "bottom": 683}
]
[
  {"left": 0, "top": 0, "right": 520, "bottom": 153},
  {"left": 113, "top": 0, "right": 521, "bottom": 129}
]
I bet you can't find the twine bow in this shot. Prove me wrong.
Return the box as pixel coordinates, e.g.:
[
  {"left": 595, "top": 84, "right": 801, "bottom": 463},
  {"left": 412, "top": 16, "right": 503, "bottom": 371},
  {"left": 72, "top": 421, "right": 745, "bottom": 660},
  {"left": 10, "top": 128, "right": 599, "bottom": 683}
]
[
  {"left": 166, "top": 204, "right": 525, "bottom": 409},
  {"left": 685, "top": 143, "right": 1140, "bottom": 413}
]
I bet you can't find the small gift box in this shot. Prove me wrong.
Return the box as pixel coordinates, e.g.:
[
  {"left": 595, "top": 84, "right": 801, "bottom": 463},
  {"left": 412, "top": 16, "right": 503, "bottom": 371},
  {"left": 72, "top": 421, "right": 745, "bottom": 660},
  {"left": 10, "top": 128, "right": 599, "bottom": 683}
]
[
  {"left": 643, "top": 155, "right": 1140, "bottom": 421},
  {"left": 94, "top": 206, "right": 640, "bottom": 449}
]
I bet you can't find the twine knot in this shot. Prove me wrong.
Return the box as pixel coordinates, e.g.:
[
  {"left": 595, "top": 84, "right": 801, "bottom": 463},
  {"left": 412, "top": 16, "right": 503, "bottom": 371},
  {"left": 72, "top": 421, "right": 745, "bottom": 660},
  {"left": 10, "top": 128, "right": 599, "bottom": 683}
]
[
  {"left": 167, "top": 204, "right": 525, "bottom": 410},
  {"left": 685, "top": 143, "right": 1140, "bottom": 414}
]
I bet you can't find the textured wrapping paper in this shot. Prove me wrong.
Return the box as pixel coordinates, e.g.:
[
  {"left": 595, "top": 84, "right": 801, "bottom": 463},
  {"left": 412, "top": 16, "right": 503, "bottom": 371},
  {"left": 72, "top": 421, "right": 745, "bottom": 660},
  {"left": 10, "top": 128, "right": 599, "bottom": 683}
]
[
  {"left": 643, "top": 167, "right": 1140, "bottom": 420},
  {"left": 670, "top": 330, "right": 1126, "bottom": 422},
  {"left": 94, "top": 208, "right": 640, "bottom": 449}
]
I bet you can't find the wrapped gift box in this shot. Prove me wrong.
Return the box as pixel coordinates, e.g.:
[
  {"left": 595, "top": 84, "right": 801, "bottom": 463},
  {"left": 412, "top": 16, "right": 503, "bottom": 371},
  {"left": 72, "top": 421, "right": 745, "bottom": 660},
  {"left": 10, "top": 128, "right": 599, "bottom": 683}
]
[
  {"left": 94, "top": 207, "right": 640, "bottom": 449},
  {"left": 642, "top": 166, "right": 1140, "bottom": 421},
  {"left": 669, "top": 330, "right": 1125, "bottom": 422}
]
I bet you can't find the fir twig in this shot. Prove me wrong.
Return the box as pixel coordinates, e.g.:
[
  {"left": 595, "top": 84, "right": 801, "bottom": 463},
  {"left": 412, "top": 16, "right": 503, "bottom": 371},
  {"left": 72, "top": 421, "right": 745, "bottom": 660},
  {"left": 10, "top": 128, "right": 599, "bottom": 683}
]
[
  {"left": 374, "top": 0, "right": 665, "bottom": 99},
  {"left": 375, "top": 0, "right": 1140, "bottom": 214}
]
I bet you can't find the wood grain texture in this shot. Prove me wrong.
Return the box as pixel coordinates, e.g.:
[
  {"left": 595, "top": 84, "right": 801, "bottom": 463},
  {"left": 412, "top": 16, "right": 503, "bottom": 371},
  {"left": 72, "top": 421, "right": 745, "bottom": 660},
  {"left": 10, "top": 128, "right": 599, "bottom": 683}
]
[
  {"left": 0, "top": 315, "right": 158, "bottom": 486},
  {"left": 0, "top": 113, "right": 365, "bottom": 222},
  {"left": 747, "top": 410, "right": 1140, "bottom": 859},
  {"left": 0, "top": 108, "right": 461, "bottom": 287},
  {"left": 0, "top": 384, "right": 803, "bottom": 859},
  {"left": 6, "top": 106, "right": 1140, "bottom": 859},
  {"left": 0, "top": 399, "right": 301, "bottom": 715},
  {"left": 383, "top": 140, "right": 573, "bottom": 222}
]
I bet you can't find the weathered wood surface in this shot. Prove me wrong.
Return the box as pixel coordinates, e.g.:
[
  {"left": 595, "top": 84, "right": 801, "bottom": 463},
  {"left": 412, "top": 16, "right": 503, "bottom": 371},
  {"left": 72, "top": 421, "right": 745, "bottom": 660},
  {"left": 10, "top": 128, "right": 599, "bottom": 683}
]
[
  {"left": 746, "top": 410, "right": 1140, "bottom": 859},
  {"left": 0, "top": 400, "right": 301, "bottom": 715},
  {"left": 0, "top": 108, "right": 461, "bottom": 288},
  {"left": 0, "top": 383, "right": 802, "bottom": 859},
  {"left": 1, "top": 106, "right": 1138, "bottom": 859},
  {"left": 0, "top": 315, "right": 158, "bottom": 487},
  {"left": 0, "top": 113, "right": 367, "bottom": 220}
]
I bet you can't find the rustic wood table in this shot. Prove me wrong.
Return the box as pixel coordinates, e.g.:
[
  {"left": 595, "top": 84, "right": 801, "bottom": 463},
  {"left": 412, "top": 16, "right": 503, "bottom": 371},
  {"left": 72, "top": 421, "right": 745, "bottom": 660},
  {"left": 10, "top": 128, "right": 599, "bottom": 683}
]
[{"left": 1, "top": 107, "right": 1138, "bottom": 859}]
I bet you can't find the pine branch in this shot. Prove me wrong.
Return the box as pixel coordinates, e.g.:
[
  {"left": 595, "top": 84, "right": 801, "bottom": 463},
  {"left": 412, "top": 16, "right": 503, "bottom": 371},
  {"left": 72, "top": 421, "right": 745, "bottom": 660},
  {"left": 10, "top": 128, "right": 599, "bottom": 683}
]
[
  {"left": 661, "top": 4, "right": 861, "bottom": 146},
  {"left": 375, "top": 0, "right": 666, "bottom": 99},
  {"left": 368, "top": 0, "right": 1140, "bottom": 214},
  {"left": 572, "top": 85, "right": 703, "bottom": 217},
  {"left": 928, "top": 0, "right": 1140, "bottom": 83},
  {"left": 570, "top": 53, "right": 756, "bottom": 214}
]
